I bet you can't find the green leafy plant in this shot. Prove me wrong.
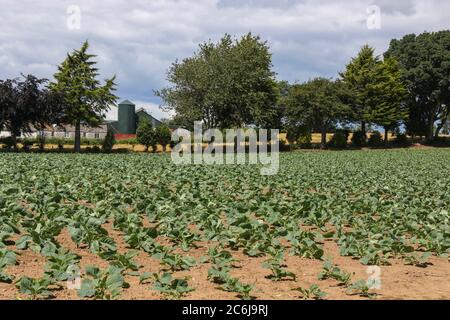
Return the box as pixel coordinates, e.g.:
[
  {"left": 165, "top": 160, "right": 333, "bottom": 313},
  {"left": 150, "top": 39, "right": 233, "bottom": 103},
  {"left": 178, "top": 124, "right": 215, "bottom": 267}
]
[
  {"left": 292, "top": 284, "right": 327, "bottom": 300},
  {"left": 0, "top": 248, "right": 17, "bottom": 268},
  {"left": 15, "top": 276, "right": 54, "bottom": 300},
  {"left": 0, "top": 269, "right": 14, "bottom": 284},
  {"left": 207, "top": 247, "right": 236, "bottom": 265},
  {"left": 165, "top": 225, "right": 200, "bottom": 252},
  {"left": 318, "top": 259, "right": 352, "bottom": 286},
  {"left": 155, "top": 125, "right": 172, "bottom": 152},
  {"left": 152, "top": 272, "right": 194, "bottom": 300},
  {"left": 153, "top": 250, "right": 196, "bottom": 271},
  {"left": 346, "top": 280, "right": 377, "bottom": 298},
  {"left": 403, "top": 252, "right": 432, "bottom": 268},
  {"left": 0, "top": 248, "right": 16, "bottom": 284},
  {"left": 43, "top": 248, "right": 81, "bottom": 281},
  {"left": 262, "top": 247, "right": 296, "bottom": 281},
  {"left": 360, "top": 249, "right": 392, "bottom": 266},
  {"left": 67, "top": 215, "right": 116, "bottom": 254},
  {"left": 221, "top": 277, "right": 255, "bottom": 301},
  {"left": 16, "top": 216, "right": 63, "bottom": 253},
  {"left": 290, "top": 238, "right": 324, "bottom": 260},
  {"left": 123, "top": 227, "right": 160, "bottom": 254},
  {"left": 207, "top": 265, "right": 232, "bottom": 285},
  {"left": 139, "top": 272, "right": 153, "bottom": 284},
  {"left": 99, "top": 250, "right": 141, "bottom": 271},
  {"left": 77, "top": 266, "right": 129, "bottom": 300}
]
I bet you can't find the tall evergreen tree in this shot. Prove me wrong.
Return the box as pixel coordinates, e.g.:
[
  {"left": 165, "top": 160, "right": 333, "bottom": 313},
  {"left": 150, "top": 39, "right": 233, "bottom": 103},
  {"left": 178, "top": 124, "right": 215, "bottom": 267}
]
[
  {"left": 50, "top": 41, "right": 117, "bottom": 152},
  {"left": 340, "top": 45, "right": 380, "bottom": 137},
  {"left": 368, "top": 57, "right": 408, "bottom": 143}
]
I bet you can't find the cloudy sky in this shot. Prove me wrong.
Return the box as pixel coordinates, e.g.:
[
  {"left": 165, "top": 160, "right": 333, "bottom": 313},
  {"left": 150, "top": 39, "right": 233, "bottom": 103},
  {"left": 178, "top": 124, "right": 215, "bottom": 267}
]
[{"left": 0, "top": 0, "right": 448, "bottom": 120}]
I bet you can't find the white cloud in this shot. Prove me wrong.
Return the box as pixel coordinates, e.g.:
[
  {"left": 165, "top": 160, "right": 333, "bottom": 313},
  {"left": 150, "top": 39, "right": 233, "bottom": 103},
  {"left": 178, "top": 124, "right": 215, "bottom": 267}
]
[{"left": 0, "top": 0, "right": 449, "bottom": 121}]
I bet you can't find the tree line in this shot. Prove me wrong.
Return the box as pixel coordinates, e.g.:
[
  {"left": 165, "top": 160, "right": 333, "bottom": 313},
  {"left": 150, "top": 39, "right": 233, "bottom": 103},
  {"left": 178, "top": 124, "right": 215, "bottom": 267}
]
[
  {"left": 1, "top": 31, "right": 449, "bottom": 152},
  {"left": 158, "top": 31, "right": 450, "bottom": 148}
]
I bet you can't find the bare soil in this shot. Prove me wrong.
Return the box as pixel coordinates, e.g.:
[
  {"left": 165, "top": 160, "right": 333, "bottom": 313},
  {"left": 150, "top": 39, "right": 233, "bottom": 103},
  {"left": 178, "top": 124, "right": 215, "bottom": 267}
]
[{"left": 1, "top": 222, "right": 448, "bottom": 300}]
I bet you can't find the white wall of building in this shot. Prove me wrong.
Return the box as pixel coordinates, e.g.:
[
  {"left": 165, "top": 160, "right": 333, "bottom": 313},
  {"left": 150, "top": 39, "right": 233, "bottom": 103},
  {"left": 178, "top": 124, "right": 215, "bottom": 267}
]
[
  {"left": 0, "top": 131, "right": 106, "bottom": 139},
  {"left": 0, "top": 131, "right": 11, "bottom": 137}
]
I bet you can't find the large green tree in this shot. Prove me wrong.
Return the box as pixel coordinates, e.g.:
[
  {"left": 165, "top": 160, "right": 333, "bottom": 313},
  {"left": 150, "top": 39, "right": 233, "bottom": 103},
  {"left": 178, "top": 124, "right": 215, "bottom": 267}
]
[
  {"left": 340, "top": 45, "right": 380, "bottom": 136},
  {"left": 50, "top": 41, "right": 117, "bottom": 152},
  {"left": 270, "top": 80, "right": 290, "bottom": 130},
  {"left": 367, "top": 57, "right": 408, "bottom": 143},
  {"left": 385, "top": 31, "right": 450, "bottom": 141},
  {"left": 285, "top": 78, "right": 350, "bottom": 148},
  {"left": 156, "top": 33, "right": 278, "bottom": 129}
]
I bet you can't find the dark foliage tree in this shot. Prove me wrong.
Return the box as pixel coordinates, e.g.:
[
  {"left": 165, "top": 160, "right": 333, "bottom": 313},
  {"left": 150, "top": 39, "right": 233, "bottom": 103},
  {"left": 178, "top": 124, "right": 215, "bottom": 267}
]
[
  {"left": 0, "top": 79, "right": 15, "bottom": 132},
  {"left": 102, "top": 128, "right": 116, "bottom": 153},
  {"left": 0, "top": 75, "right": 63, "bottom": 148},
  {"left": 385, "top": 31, "right": 450, "bottom": 141},
  {"left": 285, "top": 78, "right": 350, "bottom": 148}
]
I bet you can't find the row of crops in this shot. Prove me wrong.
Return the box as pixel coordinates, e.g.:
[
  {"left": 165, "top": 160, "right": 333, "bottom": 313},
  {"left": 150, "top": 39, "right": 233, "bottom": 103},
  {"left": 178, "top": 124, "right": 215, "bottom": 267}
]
[{"left": 0, "top": 150, "right": 449, "bottom": 299}]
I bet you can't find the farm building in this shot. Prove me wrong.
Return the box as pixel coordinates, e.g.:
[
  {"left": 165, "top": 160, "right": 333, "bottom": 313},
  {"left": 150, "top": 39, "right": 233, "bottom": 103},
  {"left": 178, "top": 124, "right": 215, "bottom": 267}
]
[
  {"left": 108, "top": 100, "right": 162, "bottom": 139},
  {"left": 0, "top": 124, "right": 109, "bottom": 140},
  {"left": 0, "top": 99, "right": 162, "bottom": 140}
]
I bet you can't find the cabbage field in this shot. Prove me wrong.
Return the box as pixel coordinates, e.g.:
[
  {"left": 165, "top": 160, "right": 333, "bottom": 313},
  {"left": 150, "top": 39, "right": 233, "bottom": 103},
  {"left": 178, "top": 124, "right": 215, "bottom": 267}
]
[{"left": 0, "top": 150, "right": 449, "bottom": 300}]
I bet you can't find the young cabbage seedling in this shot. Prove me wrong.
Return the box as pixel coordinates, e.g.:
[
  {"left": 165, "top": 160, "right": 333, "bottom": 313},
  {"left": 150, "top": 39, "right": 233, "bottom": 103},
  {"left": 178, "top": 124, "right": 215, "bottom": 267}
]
[
  {"left": 292, "top": 284, "right": 327, "bottom": 300},
  {"left": 15, "top": 276, "right": 55, "bottom": 300},
  {"left": 318, "top": 259, "right": 352, "bottom": 286},
  {"left": 346, "top": 280, "right": 377, "bottom": 298},
  {"left": 152, "top": 272, "right": 194, "bottom": 300},
  {"left": 77, "top": 265, "right": 129, "bottom": 300}
]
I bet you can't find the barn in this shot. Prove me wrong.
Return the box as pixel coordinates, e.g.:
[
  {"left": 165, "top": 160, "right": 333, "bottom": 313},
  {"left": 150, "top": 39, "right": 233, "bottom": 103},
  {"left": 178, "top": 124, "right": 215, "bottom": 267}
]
[
  {"left": 108, "top": 100, "right": 162, "bottom": 140},
  {"left": 0, "top": 99, "right": 162, "bottom": 140}
]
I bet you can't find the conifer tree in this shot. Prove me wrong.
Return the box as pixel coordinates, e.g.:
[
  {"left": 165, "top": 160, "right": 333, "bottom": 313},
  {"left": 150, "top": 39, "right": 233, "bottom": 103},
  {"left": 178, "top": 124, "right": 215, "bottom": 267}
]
[{"left": 50, "top": 41, "right": 117, "bottom": 152}]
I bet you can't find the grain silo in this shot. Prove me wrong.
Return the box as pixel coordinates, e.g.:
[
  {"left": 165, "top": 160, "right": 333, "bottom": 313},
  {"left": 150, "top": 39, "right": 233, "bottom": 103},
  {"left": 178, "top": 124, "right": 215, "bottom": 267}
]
[{"left": 117, "top": 100, "right": 136, "bottom": 135}]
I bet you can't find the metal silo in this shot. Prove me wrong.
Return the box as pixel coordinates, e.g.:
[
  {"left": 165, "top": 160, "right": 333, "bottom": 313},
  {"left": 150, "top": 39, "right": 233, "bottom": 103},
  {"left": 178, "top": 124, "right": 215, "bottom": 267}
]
[{"left": 117, "top": 100, "right": 136, "bottom": 134}]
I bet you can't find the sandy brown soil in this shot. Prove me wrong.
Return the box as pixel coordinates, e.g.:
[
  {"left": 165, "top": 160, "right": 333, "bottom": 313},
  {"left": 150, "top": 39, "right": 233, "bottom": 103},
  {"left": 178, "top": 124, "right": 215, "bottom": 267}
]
[{"left": 1, "top": 220, "right": 448, "bottom": 301}]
